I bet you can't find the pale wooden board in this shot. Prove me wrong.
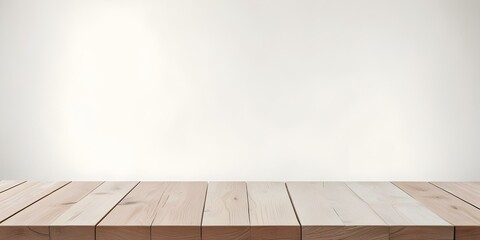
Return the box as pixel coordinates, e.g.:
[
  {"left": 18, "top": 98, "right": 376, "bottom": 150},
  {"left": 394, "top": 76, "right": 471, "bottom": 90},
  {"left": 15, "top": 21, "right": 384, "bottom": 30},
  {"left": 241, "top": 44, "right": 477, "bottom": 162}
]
[
  {"left": 50, "top": 181, "right": 138, "bottom": 240},
  {"left": 287, "top": 182, "right": 388, "bottom": 240},
  {"left": 0, "top": 181, "right": 69, "bottom": 223},
  {"left": 3, "top": 181, "right": 477, "bottom": 240},
  {"left": 347, "top": 182, "right": 453, "bottom": 240},
  {"left": 0, "top": 181, "right": 102, "bottom": 240},
  {"left": 151, "top": 182, "right": 208, "bottom": 240},
  {"left": 433, "top": 182, "right": 480, "bottom": 209},
  {"left": 97, "top": 182, "right": 171, "bottom": 240},
  {"left": 0, "top": 181, "right": 25, "bottom": 193},
  {"left": 247, "top": 182, "right": 300, "bottom": 240},
  {"left": 202, "top": 182, "right": 250, "bottom": 240},
  {"left": 395, "top": 182, "right": 480, "bottom": 240}
]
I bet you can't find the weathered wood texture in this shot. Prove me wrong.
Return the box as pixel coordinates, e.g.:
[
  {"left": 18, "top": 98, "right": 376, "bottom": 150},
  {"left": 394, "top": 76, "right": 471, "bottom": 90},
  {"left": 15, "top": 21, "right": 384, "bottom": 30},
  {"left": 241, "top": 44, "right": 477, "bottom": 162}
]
[
  {"left": 50, "top": 181, "right": 138, "bottom": 240},
  {"left": 433, "top": 182, "right": 480, "bottom": 209},
  {"left": 247, "top": 182, "right": 300, "bottom": 240},
  {"left": 0, "top": 181, "right": 479, "bottom": 240},
  {"left": 287, "top": 182, "right": 388, "bottom": 240},
  {"left": 0, "top": 181, "right": 25, "bottom": 193},
  {"left": 395, "top": 182, "right": 480, "bottom": 240},
  {"left": 202, "top": 182, "right": 250, "bottom": 240},
  {"left": 347, "top": 182, "right": 453, "bottom": 240},
  {"left": 0, "top": 182, "right": 102, "bottom": 240},
  {"left": 97, "top": 182, "right": 170, "bottom": 240},
  {"left": 150, "top": 182, "right": 208, "bottom": 240},
  {"left": 0, "top": 181, "right": 69, "bottom": 223}
]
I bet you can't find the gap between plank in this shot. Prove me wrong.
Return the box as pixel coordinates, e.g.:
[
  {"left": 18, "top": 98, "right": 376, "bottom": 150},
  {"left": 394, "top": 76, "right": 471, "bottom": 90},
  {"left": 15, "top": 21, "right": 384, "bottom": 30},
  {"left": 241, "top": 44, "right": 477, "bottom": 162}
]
[
  {"left": 245, "top": 182, "right": 252, "bottom": 232},
  {"left": 93, "top": 181, "right": 140, "bottom": 240},
  {"left": 0, "top": 181, "right": 71, "bottom": 224},
  {"left": 200, "top": 182, "right": 209, "bottom": 240},
  {"left": 344, "top": 182, "right": 390, "bottom": 227},
  {"left": 47, "top": 181, "right": 104, "bottom": 240},
  {"left": 284, "top": 182, "right": 302, "bottom": 240},
  {"left": 430, "top": 182, "right": 480, "bottom": 211},
  {"left": 0, "top": 181, "right": 26, "bottom": 194}
]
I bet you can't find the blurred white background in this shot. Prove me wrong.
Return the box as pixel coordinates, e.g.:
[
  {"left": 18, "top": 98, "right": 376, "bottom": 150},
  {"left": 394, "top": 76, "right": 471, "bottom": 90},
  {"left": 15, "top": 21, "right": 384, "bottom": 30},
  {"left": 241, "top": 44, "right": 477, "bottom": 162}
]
[{"left": 1, "top": 0, "right": 479, "bottom": 180}]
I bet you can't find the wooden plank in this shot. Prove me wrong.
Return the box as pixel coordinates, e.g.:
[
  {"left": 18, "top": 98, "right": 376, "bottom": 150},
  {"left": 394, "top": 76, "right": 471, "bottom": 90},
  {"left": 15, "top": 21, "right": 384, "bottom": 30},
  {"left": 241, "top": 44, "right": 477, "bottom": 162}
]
[
  {"left": 50, "top": 181, "right": 138, "bottom": 240},
  {"left": 432, "top": 182, "right": 480, "bottom": 209},
  {"left": 202, "top": 182, "right": 250, "bottom": 240},
  {"left": 247, "top": 182, "right": 300, "bottom": 240},
  {"left": 347, "top": 182, "right": 453, "bottom": 240},
  {"left": 0, "top": 181, "right": 102, "bottom": 240},
  {"left": 151, "top": 182, "right": 208, "bottom": 240},
  {"left": 97, "top": 182, "right": 171, "bottom": 240},
  {"left": 287, "top": 182, "right": 388, "bottom": 240},
  {"left": 0, "top": 181, "right": 69, "bottom": 223},
  {"left": 0, "top": 181, "right": 25, "bottom": 193},
  {"left": 395, "top": 182, "right": 480, "bottom": 240}
]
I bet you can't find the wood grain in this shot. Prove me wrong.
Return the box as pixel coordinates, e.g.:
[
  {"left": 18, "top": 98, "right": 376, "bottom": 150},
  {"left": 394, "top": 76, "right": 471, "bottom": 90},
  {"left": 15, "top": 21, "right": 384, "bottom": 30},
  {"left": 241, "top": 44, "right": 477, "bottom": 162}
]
[
  {"left": 97, "top": 182, "right": 170, "bottom": 240},
  {"left": 151, "top": 182, "right": 208, "bottom": 240},
  {"left": 0, "top": 181, "right": 69, "bottom": 223},
  {"left": 395, "top": 182, "right": 480, "bottom": 240},
  {"left": 433, "top": 182, "right": 480, "bottom": 208},
  {"left": 0, "top": 181, "right": 25, "bottom": 193},
  {"left": 287, "top": 182, "right": 388, "bottom": 240},
  {"left": 50, "top": 181, "right": 138, "bottom": 240},
  {"left": 347, "top": 182, "right": 453, "bottom": 240},
  {"left": 0, "top": 181, "right": 102, "bottom": 240},
  {"left": 247, "top": 182, "right": 300, "bottom": 240},
  {"left": 202, "top": 182, "right": 250, "bottom": 240},
  {"left": 2, "top": 181, "right": 478, "bottom": 240}
]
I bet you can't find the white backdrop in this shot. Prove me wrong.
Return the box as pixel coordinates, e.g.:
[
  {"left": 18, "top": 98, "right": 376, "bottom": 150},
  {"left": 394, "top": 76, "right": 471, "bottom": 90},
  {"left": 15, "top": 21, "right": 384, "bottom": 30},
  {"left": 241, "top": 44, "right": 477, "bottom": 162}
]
[{"left": 1, "top": 0, "right": 479, "bottom": 180}]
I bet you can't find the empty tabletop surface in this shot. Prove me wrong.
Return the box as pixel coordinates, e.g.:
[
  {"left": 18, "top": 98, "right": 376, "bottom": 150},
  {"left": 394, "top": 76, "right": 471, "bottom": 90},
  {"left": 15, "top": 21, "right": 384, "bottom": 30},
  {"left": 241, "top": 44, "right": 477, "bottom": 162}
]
[{"left": 1, "top": 181, "right": 479, "bottom": 240}]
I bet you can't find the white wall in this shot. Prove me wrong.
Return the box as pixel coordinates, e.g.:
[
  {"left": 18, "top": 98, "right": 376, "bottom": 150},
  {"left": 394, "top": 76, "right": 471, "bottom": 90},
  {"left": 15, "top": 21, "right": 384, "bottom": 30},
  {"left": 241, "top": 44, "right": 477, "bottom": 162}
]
[{"left": 1, "top": 0, "right": 479, "bottom": 181}]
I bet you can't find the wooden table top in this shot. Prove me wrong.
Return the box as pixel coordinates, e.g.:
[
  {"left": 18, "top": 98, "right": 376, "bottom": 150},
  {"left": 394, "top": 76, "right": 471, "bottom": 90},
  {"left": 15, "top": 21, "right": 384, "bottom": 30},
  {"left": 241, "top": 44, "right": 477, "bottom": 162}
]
[{"left": 0, "top": 181, "right": 479, "bottom": 240}]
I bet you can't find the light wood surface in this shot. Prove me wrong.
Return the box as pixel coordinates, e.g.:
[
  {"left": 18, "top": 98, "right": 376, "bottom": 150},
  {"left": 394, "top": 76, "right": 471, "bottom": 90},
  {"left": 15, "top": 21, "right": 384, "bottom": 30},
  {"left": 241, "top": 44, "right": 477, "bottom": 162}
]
[
  {"left": 151, "top": 182, "right": 208, "bottom": 240},
  {"left": 0, "top": 180, "right": 25, "bottom": 193},
  {"left": 1, "top": 181, "right": 480, "bottom": 240},
  {"left": 247, "top": 182, "right": 300, "bottom": 240},
  {"left": 395, "top": 182, "right": 480, "bottom": 240},
  {"left": 97, "top": 182, "right": 170, "bottom": 240},
  {"left": 347, "top": 182, "right": 453, "bottom": 240},
  {"left": 202, "top": 182, "right": 250, "bottom": 240},
  {"left": 0, "top": 181, "right": 69, "bottom": 223},
  {"left": 50, "top": 181, "right": 138, "bottom": 240},
  {"left": 287, "top": 182, "right": 388, "bottom": 240},
  {"left": 0, "top": 181, "right": 102, "bottom": 240},
  {"left": 433, "top": 182, "right": 480, "bottom": 209}
]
